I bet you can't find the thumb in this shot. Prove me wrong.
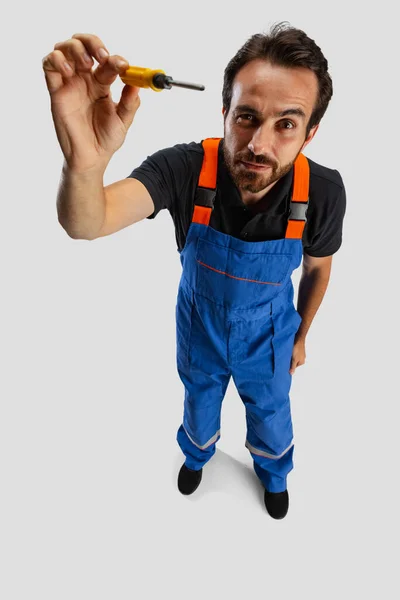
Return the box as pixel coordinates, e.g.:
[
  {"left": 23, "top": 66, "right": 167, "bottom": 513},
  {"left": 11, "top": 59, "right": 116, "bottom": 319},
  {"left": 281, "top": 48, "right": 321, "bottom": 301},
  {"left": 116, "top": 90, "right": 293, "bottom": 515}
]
[
  {"left": 117, "top": 85, "right": 141, "bottom": 129},
  {"left": 289, "top": 356, "right": 296, "bottom": 375}
]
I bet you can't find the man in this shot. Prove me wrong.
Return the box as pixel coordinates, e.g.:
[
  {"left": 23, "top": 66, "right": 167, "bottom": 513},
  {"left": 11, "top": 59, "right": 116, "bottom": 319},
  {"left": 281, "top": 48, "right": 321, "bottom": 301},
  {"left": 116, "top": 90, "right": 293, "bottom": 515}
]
[{"left": 43, "top": 22, "right": 346, "bottom": 519}]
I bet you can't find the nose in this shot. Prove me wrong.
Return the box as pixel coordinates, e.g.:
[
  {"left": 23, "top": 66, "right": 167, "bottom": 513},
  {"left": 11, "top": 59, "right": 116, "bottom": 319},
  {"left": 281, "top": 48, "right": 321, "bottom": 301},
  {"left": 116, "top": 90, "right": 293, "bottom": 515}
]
[{"left": 248, "top": 125, "right": 274, "bottom": 158}]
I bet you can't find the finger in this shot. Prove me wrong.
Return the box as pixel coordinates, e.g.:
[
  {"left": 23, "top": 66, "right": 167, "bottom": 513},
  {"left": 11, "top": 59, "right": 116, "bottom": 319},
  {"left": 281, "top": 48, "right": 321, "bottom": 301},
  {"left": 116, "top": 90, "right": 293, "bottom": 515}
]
[
  {"left": 42, "top": 50, "right": 74, "bottom": 93},
  {"left": 92, "top": 54, "right": 130, "bottom": 87},
  {"left": 54, "top": 38, "right": 94, "bottom": 72},
  {"left": 116, "top": 85, "right": 141, "bottom": 129},
  {"left": 71, "top": 33, "right": 111, "bottom": 65},
  {"left": 293, "top": 357, "right": 305, "bottom": 372},
  {"left": 289, "top": 358, "right": 297, "bottom": 375}
]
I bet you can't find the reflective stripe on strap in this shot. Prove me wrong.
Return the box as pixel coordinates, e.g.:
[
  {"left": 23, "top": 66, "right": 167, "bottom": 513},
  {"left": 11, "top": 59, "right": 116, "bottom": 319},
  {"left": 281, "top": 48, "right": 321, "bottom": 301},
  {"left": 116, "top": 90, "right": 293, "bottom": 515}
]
[
  {"left": 285, "top": 152, "right": 310, "bottom": 239},
  {"left": 245, "top": 439, "right": 293, "bottom": 460},
  {"left": 183, "top": 424, "right": 221, "bottom": 450}
]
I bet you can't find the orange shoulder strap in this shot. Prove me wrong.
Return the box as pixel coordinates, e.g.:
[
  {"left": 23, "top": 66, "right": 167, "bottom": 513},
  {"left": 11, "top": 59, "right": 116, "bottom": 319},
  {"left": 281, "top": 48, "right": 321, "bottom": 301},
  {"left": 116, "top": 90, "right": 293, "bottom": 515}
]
[
  {"left": 192, "top": 138, "right": 222, "bottom": 225},
  {"left": 285, "top": 153, "right": 310, "bottom": 239}
]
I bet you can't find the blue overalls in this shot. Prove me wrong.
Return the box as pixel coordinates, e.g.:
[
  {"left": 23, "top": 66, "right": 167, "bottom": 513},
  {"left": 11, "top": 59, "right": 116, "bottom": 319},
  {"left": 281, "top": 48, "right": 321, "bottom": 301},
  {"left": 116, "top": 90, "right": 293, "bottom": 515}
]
[{"left": 175, "top": 138, "right": 309, "bottom": 493}]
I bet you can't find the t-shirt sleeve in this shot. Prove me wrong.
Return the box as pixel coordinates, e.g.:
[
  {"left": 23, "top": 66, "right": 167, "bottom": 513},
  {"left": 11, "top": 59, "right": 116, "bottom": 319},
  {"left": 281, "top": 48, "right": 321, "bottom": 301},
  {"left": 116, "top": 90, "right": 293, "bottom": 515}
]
[
  {"left": 304, "top": 170, "right": 347, "bottom": 257},
  {"left": 126, "top": 145, "right": 188, "bottom": 220}
]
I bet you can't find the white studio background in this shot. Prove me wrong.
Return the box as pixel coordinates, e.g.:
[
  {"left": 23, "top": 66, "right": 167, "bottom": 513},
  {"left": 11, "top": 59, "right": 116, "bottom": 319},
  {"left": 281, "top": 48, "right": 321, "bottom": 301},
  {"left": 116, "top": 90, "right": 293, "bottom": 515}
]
[{"left": 1, "top": 1, "right": 398, "bottom": 599}]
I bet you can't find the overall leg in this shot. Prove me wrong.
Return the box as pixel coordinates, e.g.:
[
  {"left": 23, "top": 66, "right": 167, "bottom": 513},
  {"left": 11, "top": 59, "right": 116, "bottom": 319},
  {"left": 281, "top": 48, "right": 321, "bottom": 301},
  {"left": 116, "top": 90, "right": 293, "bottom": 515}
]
[
  {"left": 230, "top": 307, "right": 300, "bottom": 492},
  {"left": 176, "top": 285, "right": 231, "bottom": 470}
]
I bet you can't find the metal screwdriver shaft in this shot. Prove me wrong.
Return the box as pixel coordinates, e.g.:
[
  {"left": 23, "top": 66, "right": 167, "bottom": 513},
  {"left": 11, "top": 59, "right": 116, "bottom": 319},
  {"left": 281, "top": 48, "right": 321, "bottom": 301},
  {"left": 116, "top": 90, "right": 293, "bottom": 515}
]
[
  {"left": 153, "top": 73, "right": 205, "bottom": 91},
  {"left": 169, "top": 79, "right": 205, "bottom": 91}
]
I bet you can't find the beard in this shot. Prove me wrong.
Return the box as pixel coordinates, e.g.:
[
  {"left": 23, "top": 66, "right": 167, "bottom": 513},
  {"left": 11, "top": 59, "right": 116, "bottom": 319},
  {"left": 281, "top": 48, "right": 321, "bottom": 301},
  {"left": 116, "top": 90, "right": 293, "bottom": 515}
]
[{"left": 223, "top": 142, "right": 302, "bottom": 194}]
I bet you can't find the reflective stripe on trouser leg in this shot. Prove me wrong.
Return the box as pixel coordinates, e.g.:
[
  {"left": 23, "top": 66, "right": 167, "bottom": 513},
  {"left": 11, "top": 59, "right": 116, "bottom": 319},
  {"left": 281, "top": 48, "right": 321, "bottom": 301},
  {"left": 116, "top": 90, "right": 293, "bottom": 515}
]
[
  {"left": 184, "top": 424, "right": 221, "bottom": 450},
  {"left": 245, "top": 439, "right": 293, "bottom": 460},
  {"left": 176, "top": 425, "right": 220, "bottom": 471},
  {"left": 253, "top": 446, "right": 294, "bottom": 493}
]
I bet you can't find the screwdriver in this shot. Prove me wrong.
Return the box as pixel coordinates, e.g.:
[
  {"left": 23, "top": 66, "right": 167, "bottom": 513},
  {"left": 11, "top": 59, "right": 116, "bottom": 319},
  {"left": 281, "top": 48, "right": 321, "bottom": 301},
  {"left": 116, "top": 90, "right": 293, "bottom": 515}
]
[{"left": 120, "top": 66, "right": 205, "bottom": 92}]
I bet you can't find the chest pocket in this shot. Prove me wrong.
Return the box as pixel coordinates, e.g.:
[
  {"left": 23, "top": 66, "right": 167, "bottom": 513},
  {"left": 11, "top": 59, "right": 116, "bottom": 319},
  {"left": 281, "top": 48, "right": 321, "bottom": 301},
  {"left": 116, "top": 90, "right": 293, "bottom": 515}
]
[{"left": 195, "top": 237, "right": 293, "bottom": 309}]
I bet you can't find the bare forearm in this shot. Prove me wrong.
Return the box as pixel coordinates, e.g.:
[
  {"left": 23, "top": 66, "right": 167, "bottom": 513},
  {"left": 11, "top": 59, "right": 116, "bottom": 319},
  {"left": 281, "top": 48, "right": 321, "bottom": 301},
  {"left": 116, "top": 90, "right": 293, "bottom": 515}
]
[
  {"left": 57, "top": 160, "right": 107, "bottom": 240},
  {"left": 296, "top": 267, "right": 331, "bottom": 341}
]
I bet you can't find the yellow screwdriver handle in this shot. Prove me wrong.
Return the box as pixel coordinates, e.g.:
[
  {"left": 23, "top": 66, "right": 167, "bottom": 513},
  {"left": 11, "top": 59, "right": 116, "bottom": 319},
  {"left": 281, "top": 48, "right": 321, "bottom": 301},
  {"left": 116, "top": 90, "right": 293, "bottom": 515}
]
[{"left": 120, "top": 66, "right": 166, "bottom": 92}]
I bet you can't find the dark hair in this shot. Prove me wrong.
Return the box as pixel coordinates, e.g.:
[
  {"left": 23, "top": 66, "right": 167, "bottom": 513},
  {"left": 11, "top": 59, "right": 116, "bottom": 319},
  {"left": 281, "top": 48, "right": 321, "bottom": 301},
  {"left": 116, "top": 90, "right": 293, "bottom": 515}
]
[{"left": 222, "top": 21, "right": 333, "bottom": 138}]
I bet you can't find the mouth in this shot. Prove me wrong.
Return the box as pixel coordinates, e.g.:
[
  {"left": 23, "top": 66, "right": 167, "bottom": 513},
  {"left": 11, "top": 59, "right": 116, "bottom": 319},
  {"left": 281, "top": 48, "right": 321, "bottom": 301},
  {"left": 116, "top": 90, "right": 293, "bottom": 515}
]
[{"left": 240, "top": 161, "right": 272, "bottom": 171}]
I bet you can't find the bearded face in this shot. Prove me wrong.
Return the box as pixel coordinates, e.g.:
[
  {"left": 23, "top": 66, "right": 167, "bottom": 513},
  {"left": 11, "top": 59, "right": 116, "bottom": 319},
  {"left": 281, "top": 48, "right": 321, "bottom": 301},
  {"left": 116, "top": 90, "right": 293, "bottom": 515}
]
[{"left": 222, "top": 59, "right": 319, "bottom": 199}]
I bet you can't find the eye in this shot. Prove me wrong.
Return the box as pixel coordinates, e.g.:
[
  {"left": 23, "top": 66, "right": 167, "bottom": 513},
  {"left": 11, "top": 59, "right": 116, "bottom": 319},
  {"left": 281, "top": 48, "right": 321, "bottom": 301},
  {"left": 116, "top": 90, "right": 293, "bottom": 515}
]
[
  {"left": 236, "top": 114, "right": 256, "bottom": 124},
  {"left": 278, "top": 120, "right": 296, "bottom": 130}
]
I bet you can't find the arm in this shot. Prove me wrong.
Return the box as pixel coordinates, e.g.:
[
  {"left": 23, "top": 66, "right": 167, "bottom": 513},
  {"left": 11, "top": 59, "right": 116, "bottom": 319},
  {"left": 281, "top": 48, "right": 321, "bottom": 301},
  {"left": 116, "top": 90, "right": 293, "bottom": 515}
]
[
  {"left": 289, "top": 252, "right": 332, "bottom": 374},
  {"left": 57, "top": 144, "right": 186, "bottom": 240},
  {"left": 296, "top": 252, "right": 332, "bottom": 341},
  {"left": 57, "top": 162, "right": 106, "bottom": 239},
  {"left": 96, "top": 177, "right": 155, "bottom": 238},
  {"left": 57, "top": 163, "right": 155, "bottom": 240}
]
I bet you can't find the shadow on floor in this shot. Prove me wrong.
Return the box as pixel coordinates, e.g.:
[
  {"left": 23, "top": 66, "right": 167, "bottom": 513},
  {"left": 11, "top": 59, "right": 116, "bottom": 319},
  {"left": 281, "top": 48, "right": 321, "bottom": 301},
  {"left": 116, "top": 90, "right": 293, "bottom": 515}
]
[{"left": 173, "top": 449, "right": 265, "bottom": 506}]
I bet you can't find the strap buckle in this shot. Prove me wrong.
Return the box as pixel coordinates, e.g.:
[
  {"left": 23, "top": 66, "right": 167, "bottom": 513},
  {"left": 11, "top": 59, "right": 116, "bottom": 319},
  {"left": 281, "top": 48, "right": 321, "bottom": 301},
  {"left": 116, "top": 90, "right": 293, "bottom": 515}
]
[
  {"left": 195, "top": 187, "right": 216, "bottom": 208},
  {"left": 289, "top": 200, "right": 308, "bottom": 221}
]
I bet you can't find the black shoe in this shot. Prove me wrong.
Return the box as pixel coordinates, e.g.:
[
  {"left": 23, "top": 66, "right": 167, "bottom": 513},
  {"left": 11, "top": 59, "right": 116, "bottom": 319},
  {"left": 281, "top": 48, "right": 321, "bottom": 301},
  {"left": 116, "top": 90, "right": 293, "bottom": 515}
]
[
  {"left": 178, "top": 463, "right": 203, "bottom": 495},
  {"left": 264, "top": 489, "right": 289, "bottom": 519}
]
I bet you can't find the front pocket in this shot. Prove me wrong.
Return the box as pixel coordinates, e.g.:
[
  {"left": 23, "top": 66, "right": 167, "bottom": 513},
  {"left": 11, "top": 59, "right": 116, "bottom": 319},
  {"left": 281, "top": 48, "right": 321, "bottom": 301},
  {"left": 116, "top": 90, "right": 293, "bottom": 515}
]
[
  {"left": 229, "top": 313, "right": 276, "bottom": 380},
  {"left": 195, "top": 238, "right": 292, "bottom": 308}
]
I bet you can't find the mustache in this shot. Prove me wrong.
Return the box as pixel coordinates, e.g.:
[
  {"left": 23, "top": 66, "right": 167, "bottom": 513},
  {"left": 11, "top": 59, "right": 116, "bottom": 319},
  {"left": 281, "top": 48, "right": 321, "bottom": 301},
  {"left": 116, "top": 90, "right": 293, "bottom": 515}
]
[{"left": 237, "top": 153, "right": 275, "bottom": 167}]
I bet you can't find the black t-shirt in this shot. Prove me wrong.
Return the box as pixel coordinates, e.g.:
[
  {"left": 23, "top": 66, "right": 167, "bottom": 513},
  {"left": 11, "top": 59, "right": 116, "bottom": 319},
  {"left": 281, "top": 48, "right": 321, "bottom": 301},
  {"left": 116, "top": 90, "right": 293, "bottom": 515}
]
[{"left": 127, "top": 138, "right": 346, "bottom": 257}]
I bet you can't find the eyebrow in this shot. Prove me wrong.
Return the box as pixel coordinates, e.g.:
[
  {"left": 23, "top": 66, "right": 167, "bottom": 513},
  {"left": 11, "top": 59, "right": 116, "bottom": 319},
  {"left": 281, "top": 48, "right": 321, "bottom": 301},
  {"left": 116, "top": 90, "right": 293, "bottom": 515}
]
[{"left": 234, "top": 104, "right": 306, "bottom": 120}]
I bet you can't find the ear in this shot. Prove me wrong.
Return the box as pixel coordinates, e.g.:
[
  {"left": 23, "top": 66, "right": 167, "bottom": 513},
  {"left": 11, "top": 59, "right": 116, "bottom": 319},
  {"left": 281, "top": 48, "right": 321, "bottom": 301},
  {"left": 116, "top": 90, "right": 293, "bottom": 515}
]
[{"left": 301, "top": 124, "right": 319, "bottom": 151}]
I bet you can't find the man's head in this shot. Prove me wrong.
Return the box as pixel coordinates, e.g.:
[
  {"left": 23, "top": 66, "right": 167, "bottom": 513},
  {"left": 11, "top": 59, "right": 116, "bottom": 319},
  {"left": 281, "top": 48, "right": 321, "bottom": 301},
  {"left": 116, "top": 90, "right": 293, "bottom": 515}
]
[{"left": 222, "top": 22, "right": 333, "bottom": 196}]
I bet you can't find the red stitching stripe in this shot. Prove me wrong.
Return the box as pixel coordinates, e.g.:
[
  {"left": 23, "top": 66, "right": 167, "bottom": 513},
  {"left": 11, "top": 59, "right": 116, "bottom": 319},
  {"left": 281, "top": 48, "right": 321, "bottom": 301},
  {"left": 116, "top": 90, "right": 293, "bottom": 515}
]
[{"left": 197, "top": 260, "right": 282, "bottom": 286}]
